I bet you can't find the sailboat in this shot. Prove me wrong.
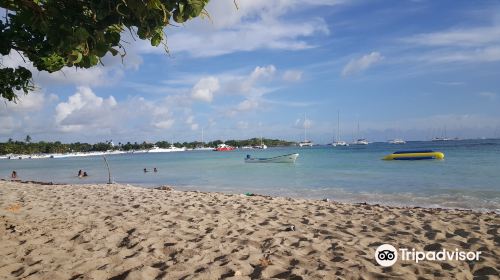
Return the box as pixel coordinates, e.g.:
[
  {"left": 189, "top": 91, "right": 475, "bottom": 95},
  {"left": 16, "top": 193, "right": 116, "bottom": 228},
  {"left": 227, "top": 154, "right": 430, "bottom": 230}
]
[
  {"left": 351, "top": 121, "right": 369, "bottom": 145},
  {"left": 254, "top": 136, "right": 267, "bottom": 149},
  {"left": 332, "top": 111, "right": 349, "bottom": 147},
  {"left": 432, "top": 126, "right": 451, "bottom": 141},
  {"left": 194, "top": 128, "right": 215, "bottom": 151},
  {"left": 298, "top": 113, "right": 313, "bottom": 147},
  {"left": 254, "top": 125, "right": 267, "bottom": 149}
]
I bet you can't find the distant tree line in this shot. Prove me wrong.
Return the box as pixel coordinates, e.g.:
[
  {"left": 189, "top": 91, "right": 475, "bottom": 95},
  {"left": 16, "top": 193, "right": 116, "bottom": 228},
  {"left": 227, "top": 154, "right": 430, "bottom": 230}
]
[{"left": 0, "top": 136, "right": 295, "bottom": 155}]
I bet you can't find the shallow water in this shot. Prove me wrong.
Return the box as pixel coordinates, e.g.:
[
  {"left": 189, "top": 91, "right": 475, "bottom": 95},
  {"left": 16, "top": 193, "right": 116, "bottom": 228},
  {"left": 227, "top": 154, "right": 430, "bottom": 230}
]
[{"left": 1, "top": 139, "right": 499, "bottom": 211}]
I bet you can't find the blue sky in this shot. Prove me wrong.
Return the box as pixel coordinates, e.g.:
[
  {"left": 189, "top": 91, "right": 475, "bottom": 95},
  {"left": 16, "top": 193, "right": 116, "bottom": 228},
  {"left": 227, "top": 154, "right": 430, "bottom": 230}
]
[{"left": 1, "top": 0, "right": 500, "bottom": 143}]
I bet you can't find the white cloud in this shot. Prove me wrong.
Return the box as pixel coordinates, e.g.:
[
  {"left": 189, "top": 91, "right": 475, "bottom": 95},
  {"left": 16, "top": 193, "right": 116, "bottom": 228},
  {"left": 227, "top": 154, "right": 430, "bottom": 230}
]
[
  {"left": 134, "top": 0, "right": 340, "bottom": 57},
  {"left": 237, "top": 99, "right": 259, "bottom": 111},
  {"left": 1, "top": 51, "right": 126, "bottom": 88},
  {"left": 403, "top": 26, "right": 500, "bottom": 47},
  {"left": 418, "top": 46, "right": 500, "bottom": 63},
  {"left": 236, "top": 121, "right": 249, "bottom": 130},
  {"left": 341, "top": 52, "right": 384, "bottom": 77},
  {"left": 402, "top": 22, "right": 500, "bottom": 64},
  {"left": 435, "top": 81, "right": 465, "bottom": 86},
  {"left": 153, "top": 119, "right": 175, "bottom": 129},
  {"left": 295, "top": 117, "right": 313, "bottom": 129},
  {"left": 283, "top": 70, "right": 303, "bottom": 82},
  {"left": 190, "top": 123, "right": 199, "bottom": 131},
  {"left": 0, "top": 116, "right": 19, "bottom": 134},
  {"left": 185, "top": 115, "right": 199, "bottom": 131},
  {"left": 2, "top": 91, "right": 46, "bottom": 112},
  {"left": 191, "top": 77, "right": 220, "bottom": 102},
  {"left": 478, "top": 91, "right": 497, "bottom": 100},
  {"left": 55, "top": 86, "right": 118, "bottom": 132}
]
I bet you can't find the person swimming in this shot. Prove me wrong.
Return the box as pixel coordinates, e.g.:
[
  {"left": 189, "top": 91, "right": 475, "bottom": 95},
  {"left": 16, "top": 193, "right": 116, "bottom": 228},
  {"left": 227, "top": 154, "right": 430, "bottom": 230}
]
[
  {"left": 144, "top": 168, "right": 148, "bottom": 173},
  {"left": 78, "top": 169, "right": 82, "bottom": 177},
  {"left": 154, "top": 167, "right": 158, "bottom": 172},
  {"left": 82, "top": 172, "right": 88, "bottom": 177},
  {"left": 11, "top": 171, "right": 17, "bottom": 179}
]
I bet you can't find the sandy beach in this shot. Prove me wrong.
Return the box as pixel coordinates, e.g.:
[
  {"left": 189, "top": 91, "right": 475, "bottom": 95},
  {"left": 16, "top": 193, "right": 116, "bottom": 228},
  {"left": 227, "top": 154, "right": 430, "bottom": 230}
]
[{"left": 0, "top": 181, "right": 499, "bottom": 279}]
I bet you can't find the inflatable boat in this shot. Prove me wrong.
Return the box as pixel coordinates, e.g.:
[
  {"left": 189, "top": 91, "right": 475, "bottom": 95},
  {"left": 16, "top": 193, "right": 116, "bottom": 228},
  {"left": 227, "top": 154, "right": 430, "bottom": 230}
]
[
  {"left": 244, "top": 153, "right": 299, "bottom": 163},
  {"left": 383, "top": 150, "right": 444, "bottom": 160}
]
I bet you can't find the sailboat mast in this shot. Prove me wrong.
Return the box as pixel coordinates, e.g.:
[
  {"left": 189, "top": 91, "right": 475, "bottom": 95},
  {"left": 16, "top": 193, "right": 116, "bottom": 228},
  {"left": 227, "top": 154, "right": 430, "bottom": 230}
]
[
  {"left": 304, "top": 113, "right": 307, "bottom": 141},
  {"left": 201, "top": 128, "right": 204, "bottom": 146},
  {"left": 337, "top": 111, "right": 340, "bottom": 142},
  {"left": 357, "top": 121, "right": 360, "bottom": 140}
]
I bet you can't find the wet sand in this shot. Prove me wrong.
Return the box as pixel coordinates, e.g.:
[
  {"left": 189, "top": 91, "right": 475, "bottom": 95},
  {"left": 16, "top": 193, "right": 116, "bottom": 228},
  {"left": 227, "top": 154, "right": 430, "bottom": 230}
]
[{"left": 0, "top": 181, "right": 499, "bottom": 279}]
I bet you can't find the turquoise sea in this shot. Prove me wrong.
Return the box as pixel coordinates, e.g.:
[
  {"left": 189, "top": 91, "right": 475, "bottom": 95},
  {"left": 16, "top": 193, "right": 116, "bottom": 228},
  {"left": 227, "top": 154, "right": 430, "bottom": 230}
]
[{"left": 1, "top": 139, "right": 499, "bottom": 212}]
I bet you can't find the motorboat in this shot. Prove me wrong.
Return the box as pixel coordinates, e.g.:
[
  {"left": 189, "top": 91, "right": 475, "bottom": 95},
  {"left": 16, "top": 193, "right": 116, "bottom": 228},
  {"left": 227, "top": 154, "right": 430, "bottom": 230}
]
[
  {"left": 388, "top": 139, "right": 406, "bottom": 144},
  {"left": 148, "top": 145, "right": 187, "bottom": 153},
  {"left": 244, "top": 153, "right": 299, "bottom": 163},
  {"left": 214, "top": 143, "right": 236, "bottom": 151}
]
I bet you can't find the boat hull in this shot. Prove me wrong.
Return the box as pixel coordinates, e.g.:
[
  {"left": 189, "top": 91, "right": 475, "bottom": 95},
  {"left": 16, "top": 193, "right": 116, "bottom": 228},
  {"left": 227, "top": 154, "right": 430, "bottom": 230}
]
[{"left": 244, "top": 153, "right": 299, "bottom": 163}]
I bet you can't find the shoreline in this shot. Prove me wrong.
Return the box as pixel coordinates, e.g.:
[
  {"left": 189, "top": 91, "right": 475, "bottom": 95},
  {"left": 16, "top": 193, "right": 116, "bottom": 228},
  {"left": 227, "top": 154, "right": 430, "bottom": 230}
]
[
  {"left": 2, "top": 179, "right": 498, "bottom": 214},
  {"left": 1, "top": 181, "right": 499, "bottom": 279}
]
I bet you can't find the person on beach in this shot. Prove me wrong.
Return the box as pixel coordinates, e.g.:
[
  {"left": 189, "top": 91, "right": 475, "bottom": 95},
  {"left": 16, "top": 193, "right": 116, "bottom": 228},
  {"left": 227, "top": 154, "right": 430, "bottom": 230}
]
[{"left": 11, "top": 171, "right": 17, "bottom": 179}]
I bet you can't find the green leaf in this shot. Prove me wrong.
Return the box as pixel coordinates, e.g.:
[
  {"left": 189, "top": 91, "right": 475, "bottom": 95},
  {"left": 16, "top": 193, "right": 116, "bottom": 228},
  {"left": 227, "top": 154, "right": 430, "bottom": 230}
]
[
  {"left": 74, "top": 27, "right": 89, "bottom": 42},
  {"left": 151, "top": 33, "right": 162, "bottom": 46},
  {"left": 108, "top": 47, "right": 119, "bottom": 56}
]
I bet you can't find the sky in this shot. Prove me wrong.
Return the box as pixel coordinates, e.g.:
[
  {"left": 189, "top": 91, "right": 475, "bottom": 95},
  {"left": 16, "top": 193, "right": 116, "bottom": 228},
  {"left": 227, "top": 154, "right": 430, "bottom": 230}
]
[{"left": 1, "top": 0, "right": 500, "bottom": 144}]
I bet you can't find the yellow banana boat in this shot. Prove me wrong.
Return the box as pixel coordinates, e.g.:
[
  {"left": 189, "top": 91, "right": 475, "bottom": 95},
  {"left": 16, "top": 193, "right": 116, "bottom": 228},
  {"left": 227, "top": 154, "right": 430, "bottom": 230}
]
[{"left": 383, "top": 150, "right": 444, "bottom": 160}]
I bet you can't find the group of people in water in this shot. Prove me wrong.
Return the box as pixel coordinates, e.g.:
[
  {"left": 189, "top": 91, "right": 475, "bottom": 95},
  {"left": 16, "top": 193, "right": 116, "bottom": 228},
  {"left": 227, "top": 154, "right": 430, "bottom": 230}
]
[
  {"left": 77, "top": 169, "right": 88, "bottom": 178},
  {"left": 10, "top": 168, "right": 155, "bottom": 181}
]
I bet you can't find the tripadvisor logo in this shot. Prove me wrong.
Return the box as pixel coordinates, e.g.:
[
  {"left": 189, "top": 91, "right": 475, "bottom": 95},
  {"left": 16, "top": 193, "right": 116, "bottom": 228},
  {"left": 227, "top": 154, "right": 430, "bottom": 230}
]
[
  {"left": 374, "top": 244, "right": 482, "bottom": 267},
  {"left": 375, "top": 244, "right": 398, "bottom": 267}
]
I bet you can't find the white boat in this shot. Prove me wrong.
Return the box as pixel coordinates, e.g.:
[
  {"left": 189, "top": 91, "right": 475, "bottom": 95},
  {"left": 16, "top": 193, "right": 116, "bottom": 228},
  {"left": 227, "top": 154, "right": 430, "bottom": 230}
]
[
  {"left": 332, "top": 111, "right": 349, "bottom": 147},
  {"left": 192, "top": 128, "right": 215, "bottom": 151},
  {"left": 192, "top": 147, "right": 215, "bottom": 151},
  {"left": 299, "top": 113, "right": 314, "bottom": 147},
  {"left": 332, "top": 141, "right": 349, "bottom": 147},
  {"left": 431, "top": 137, "right": 451, "bottom": 142},
  {"left": 352, "top": 138, "right": 369, "bottom": 145},
  {"left": 388, "top": 138, "right": 406, "bottom": 144},
  {"left": 352, "top": 121, "right": 369, "bottom": 145},
  {"left": 432, "top": 126, "right": 453, "bottom": 141},
  {"left": 298, "top": 140, "right": 313, "bottom": 147},
  {"left": 244, "top": 153, "right": 299, "bottom": 163},
  {"left": 148, "top": 145, "right": 186, "bottom": 153},
  {"left": 254, "top": 144, "right": 267, "bottom": 149}
]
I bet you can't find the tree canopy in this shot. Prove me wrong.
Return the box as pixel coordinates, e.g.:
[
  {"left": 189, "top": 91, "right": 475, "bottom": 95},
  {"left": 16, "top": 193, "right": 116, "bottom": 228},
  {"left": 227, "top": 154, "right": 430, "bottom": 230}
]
[
  {"left": 0, "top": 138, "right": 296, "bottom": 155},
  {"left": 0, "top": 0, "right": 210, "bottom": 102}
]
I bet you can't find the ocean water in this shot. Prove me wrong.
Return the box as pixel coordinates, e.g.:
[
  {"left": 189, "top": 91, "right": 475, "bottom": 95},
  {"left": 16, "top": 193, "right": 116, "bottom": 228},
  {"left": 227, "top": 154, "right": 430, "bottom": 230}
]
[{"left": 1, "top": 139, "right": 499, "bottom": 212}]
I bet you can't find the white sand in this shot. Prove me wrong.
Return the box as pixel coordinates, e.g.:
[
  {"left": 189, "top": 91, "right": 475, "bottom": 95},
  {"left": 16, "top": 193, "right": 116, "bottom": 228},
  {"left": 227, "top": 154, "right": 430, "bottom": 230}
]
[{"left": 1, "top": 181, "right": 499, "bottom": 279}]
